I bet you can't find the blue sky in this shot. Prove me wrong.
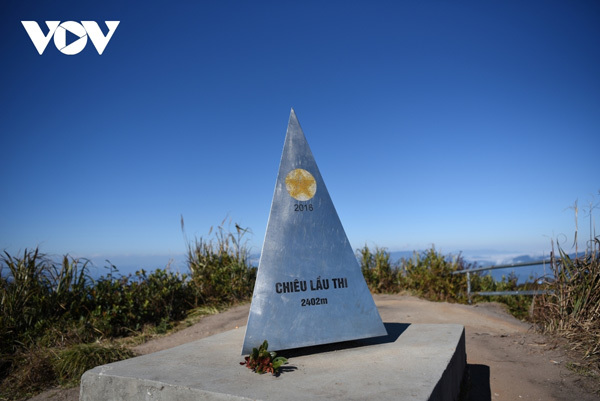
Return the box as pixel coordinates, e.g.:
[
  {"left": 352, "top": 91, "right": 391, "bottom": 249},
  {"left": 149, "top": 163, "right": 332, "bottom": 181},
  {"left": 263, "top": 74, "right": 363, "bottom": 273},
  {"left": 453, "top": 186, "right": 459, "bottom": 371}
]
[{"left": 1, "top": 1, "right": 598, "bottom": 273}]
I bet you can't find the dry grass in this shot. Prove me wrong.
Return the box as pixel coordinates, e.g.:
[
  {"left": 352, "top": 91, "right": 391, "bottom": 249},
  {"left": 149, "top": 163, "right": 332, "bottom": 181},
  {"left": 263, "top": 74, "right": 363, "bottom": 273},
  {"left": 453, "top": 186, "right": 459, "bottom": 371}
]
[
  {"left": 533, "top": 198, "right": 600, "bottom": 373},
  {"left": 534, "top": 239, "right": 600, "bottom": 363}
]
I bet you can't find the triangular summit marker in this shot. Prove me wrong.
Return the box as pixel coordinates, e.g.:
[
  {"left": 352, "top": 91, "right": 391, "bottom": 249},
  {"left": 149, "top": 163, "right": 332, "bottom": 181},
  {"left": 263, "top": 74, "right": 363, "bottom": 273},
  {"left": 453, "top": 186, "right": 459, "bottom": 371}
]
[{"left": 242, "top": 109, "right": 387, "bottom": 354}]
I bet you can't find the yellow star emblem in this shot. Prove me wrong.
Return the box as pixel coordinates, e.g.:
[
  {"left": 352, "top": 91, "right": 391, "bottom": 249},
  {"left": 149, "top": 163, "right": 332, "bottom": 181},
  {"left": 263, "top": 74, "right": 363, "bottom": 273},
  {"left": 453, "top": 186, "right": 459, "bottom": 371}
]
[{"left": 285, "top": 169, "right": 317, "bottom": 201}]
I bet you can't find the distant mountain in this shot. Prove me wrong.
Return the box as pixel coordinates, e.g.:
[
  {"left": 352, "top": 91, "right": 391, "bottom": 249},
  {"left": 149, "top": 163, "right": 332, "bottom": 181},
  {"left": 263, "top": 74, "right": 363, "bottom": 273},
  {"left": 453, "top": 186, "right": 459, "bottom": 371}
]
[
  {"left": 388, "top": 251, "right": 417, "bottom": 261},
  {"left": 511, "top": 254, "right": 540, "bottom": 264},
  {"left": 86, "top": 254, "right": 187, "bottom": 278}
]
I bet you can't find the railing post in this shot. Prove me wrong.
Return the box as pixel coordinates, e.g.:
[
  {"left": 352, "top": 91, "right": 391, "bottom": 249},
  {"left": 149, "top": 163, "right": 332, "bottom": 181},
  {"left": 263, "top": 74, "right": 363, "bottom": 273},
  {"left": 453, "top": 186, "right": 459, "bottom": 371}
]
[{"left": 467, "top": 271, "right": 472, "bottom": 305}]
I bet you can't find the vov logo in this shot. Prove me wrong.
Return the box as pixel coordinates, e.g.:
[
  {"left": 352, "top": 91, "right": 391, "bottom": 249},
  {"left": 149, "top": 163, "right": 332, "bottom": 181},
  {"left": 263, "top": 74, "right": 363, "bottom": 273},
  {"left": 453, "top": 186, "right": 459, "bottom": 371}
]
[{"left": 21, "top": 21, "right": 120, "bottom": 55}]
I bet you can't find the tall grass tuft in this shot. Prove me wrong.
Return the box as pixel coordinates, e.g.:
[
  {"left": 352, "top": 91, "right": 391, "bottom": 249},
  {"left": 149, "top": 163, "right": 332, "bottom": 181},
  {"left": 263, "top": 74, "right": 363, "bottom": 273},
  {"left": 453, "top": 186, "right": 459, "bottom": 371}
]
[
  {"left": 182, "top": 217, "right": 256, "bottom": 304},
  {"left": 1, "top": 248, "right": 52, "bottom": 354},
  {"left": 533, "top": 197, "right": 600, "bottom": 365},
  {"left": 534, "top": 237, "right": 600, "bottom": 362}
]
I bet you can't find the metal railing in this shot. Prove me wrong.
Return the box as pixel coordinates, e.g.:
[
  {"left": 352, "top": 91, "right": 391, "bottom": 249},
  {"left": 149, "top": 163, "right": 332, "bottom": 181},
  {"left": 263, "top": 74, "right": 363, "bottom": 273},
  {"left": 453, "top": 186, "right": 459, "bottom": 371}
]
[{"left": 452, "top": 259, "right": 553, "bottom": 304}]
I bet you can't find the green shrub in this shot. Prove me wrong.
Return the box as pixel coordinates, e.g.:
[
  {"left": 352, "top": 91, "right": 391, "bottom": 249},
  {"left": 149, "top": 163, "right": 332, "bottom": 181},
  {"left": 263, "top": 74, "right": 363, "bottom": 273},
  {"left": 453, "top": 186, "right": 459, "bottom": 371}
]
[
  {"left": 401, "top": 247, "right": 469, "bottom": 302},
  {"left": 358, "top": 245, "right": 396, "bottom": 292},
  {"left": 87, "top": 267, "right": 194, "bottom": 338},
  {"left": 358, "top": 245, "right": 470, "bottom": 302}
]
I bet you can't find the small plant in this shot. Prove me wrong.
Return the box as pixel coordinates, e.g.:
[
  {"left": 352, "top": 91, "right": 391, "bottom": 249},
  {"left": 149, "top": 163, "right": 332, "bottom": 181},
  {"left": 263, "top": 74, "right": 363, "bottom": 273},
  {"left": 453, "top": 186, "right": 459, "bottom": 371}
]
[{"left": 240, "top": 340, "right": 288, "bottom": 376}]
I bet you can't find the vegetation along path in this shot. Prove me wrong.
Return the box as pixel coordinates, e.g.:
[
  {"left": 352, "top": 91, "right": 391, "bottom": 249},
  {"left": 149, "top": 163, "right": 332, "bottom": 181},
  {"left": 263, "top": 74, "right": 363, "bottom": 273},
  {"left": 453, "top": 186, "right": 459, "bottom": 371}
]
[{"left": 30, "top": 294, "right": 598, "bottom": 401}]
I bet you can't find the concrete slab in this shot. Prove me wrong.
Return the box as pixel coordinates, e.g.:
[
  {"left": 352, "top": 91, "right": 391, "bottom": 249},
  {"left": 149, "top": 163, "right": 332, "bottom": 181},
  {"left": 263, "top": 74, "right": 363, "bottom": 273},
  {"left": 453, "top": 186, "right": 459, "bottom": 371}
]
[{"left": 80, "top": 323, "right": 466, "bottom": 401}]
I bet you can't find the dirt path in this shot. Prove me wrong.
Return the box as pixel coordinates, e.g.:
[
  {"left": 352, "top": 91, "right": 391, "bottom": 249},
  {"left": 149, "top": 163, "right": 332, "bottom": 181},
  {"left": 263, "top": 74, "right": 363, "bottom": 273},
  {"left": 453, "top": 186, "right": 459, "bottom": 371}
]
[
  {"left": 30, "top": 295, "right": 598, "bottom": 401},
  {"left": 374, "top": 294, "right": 598, "bottom": 401}
]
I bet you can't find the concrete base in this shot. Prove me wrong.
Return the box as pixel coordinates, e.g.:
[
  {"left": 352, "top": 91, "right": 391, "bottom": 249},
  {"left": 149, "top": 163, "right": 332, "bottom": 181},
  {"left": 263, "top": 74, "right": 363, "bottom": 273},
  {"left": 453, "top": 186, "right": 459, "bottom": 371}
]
[{"left": 80, "top": 323, "right": 466, "bottom": 401}]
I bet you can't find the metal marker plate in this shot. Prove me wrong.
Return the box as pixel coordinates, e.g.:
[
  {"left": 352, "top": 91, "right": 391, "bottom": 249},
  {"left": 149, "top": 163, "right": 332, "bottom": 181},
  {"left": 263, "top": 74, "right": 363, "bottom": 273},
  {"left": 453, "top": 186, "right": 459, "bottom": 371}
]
[{"left": 241, "top": 109, "right": 387, "bottom": 354}]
